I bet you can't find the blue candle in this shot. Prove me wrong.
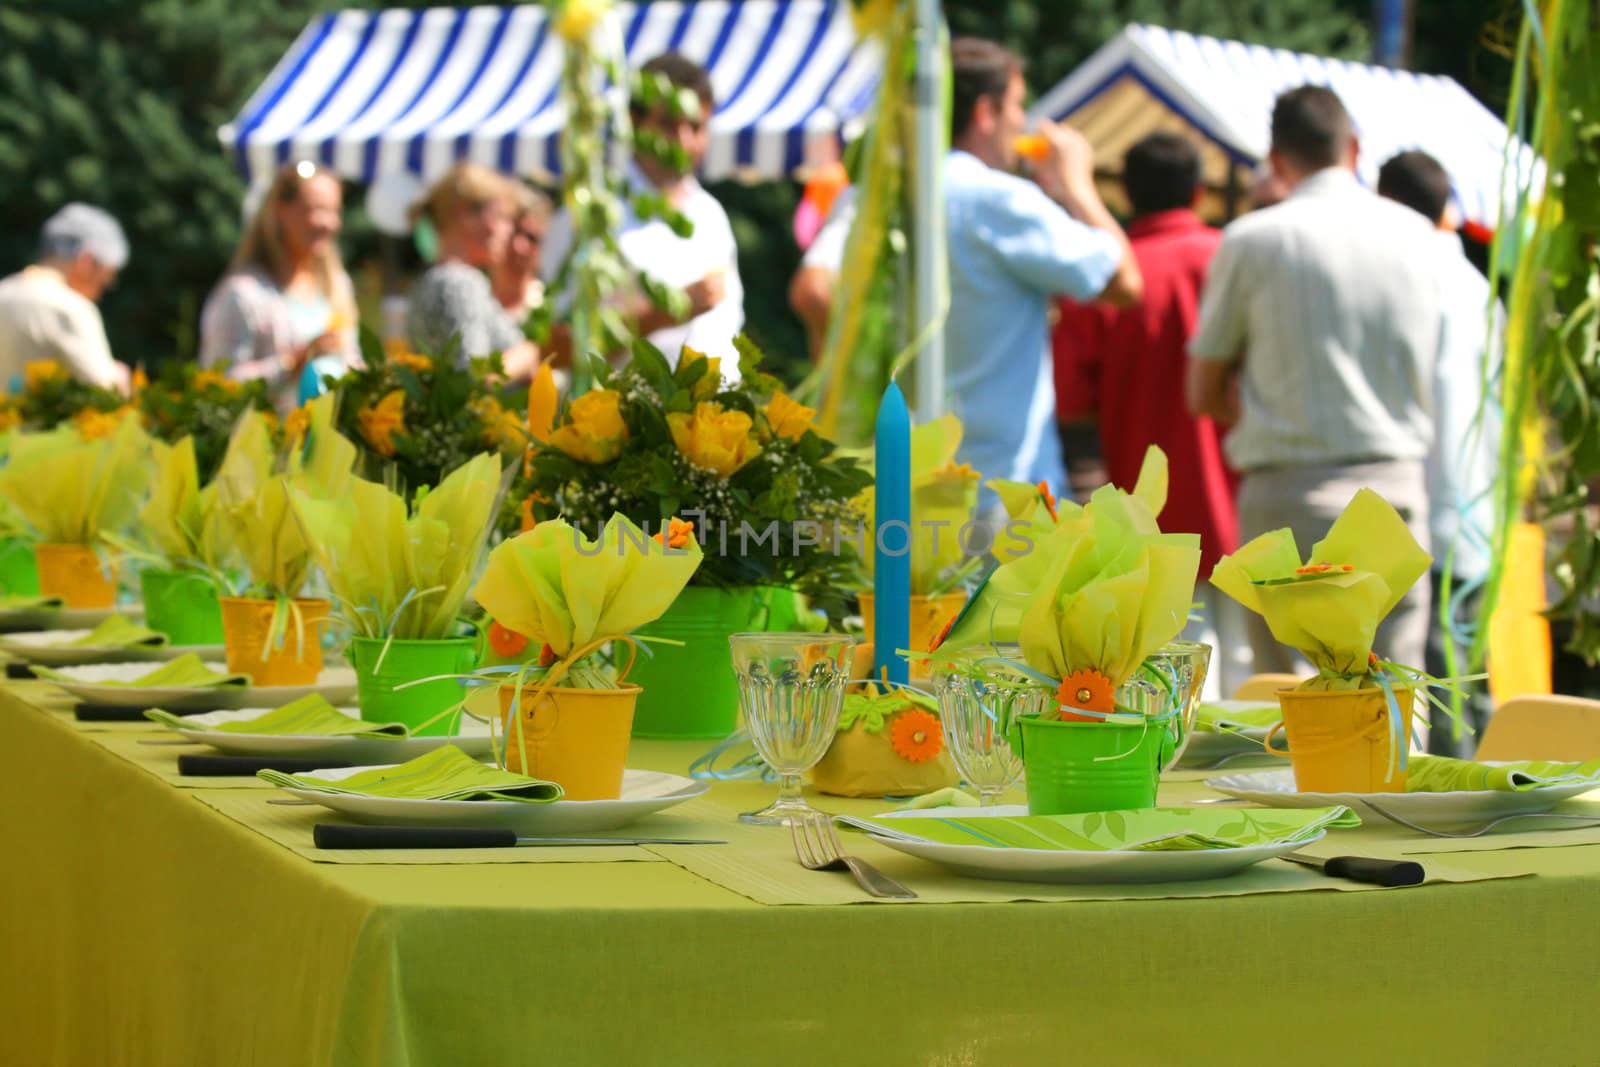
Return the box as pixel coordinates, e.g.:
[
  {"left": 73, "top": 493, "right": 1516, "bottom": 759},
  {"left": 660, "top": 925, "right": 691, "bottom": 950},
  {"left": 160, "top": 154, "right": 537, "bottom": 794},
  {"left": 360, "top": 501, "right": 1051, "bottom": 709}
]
[{"left": 874, "top": 381, "right": 912, "bottom": 685}]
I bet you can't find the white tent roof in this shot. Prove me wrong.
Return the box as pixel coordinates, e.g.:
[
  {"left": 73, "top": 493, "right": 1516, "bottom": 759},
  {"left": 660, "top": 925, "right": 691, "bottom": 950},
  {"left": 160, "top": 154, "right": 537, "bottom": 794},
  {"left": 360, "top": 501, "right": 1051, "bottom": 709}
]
[
  {"left": 219, "top": 1, "right": 880, "bottom": 186},
  {"left": 1033, "top": 24, "right": 1523, "bottom": 228}
]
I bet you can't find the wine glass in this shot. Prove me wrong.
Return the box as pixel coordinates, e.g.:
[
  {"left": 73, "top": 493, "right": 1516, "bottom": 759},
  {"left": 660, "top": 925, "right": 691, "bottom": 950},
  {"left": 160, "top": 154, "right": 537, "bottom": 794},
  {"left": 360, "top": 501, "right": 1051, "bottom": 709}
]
[
  {"left": 1139, "top": 640, "right": 1213, "bottom": 769},
  {"left": 729, "top": 632, "right": 858, "bottom": 826},
  {"left": 936, "top": 647, "right": 1048, "bottom": 805}
]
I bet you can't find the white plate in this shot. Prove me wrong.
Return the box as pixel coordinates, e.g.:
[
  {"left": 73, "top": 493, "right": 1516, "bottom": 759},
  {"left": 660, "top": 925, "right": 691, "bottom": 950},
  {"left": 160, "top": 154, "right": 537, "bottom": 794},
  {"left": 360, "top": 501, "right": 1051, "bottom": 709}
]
[
  {"left": 161, "top": 706, "right": 495, "bottom": 763},
  {"left": 0, "top": 604, "right": 142, "bottom": 632},
  {"left": 44, "top": 660, "right": 358, "bottom": 710},
  {"left": 860, "top": 805, "right": 1319, "bottom": 884},
  {"left": 278, "top": 766, "right": 708, "bottom": 834},
  {"left": 1206, "top": 767, "right": 1600, "bottom": 830},
  {"left": 0, "top": 629, "right": 222, "bottom": 667}
]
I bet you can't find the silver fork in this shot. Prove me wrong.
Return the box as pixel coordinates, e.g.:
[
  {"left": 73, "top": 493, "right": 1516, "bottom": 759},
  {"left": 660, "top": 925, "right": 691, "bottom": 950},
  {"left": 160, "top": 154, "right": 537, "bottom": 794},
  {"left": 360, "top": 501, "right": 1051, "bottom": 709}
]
[
  {"left": 1362, "top": 799, "right": 1600, "bottom": 839},
  {"left": 790, "top": 813, "right": 917, "bottom": 899}
]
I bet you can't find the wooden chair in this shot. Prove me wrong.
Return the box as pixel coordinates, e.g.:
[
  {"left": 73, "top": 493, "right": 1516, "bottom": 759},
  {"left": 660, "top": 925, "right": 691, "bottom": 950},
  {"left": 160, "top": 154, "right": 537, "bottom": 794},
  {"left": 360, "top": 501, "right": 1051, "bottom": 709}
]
[
  {"left": 1231, "top": 673, "right": 1307, "bottom": 702},
  {"left": 1475, "top": 694, "right": 1600, "bottom": 761}
]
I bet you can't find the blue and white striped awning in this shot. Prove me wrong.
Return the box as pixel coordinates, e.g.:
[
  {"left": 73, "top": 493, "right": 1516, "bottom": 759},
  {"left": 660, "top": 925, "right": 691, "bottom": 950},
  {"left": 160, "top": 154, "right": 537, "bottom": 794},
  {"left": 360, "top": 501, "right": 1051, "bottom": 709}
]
[
  {"left": 1033, "top": 24, "right": 1527, "bottom": 229},
  {"left": 220, "top": 1, "right": 881, "bottom": 185}
]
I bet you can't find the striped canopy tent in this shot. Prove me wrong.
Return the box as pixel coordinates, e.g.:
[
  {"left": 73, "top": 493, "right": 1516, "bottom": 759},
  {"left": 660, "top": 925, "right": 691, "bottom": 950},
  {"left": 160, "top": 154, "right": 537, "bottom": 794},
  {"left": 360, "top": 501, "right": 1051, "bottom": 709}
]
[
  {"left": 219, "top": 1, "right": 881, "bottom": 187},
  {"left": 1033, "top": 24, "right": 1521, "bottom": 230}
]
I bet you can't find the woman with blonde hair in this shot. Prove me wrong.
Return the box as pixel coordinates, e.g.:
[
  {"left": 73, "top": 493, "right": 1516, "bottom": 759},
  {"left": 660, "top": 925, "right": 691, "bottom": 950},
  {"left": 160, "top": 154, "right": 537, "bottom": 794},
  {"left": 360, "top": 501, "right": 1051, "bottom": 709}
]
[
  {"left": 406, "top": 161, "right": 540, "bottom": 379},
  {"left": 199, "top": 160, "right": 361, "bottom": 411}
]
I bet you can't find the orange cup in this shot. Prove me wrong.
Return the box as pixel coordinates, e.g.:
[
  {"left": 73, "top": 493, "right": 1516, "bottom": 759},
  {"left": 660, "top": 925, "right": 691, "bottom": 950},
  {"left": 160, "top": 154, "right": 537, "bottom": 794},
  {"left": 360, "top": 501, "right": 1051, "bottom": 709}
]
[
  {"left": 218, "top": 596, "right": 330, "bottom": 686},
  {"left": 34, "top": 543, "right": 116, "bottom": 609}
]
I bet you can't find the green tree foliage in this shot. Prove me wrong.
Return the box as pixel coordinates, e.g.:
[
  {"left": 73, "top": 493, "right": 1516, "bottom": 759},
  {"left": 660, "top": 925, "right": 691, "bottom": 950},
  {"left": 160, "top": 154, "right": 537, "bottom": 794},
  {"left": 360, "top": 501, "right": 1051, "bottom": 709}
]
[{"left": 0, "top": 0, "right": 1512, "bottom": 382}]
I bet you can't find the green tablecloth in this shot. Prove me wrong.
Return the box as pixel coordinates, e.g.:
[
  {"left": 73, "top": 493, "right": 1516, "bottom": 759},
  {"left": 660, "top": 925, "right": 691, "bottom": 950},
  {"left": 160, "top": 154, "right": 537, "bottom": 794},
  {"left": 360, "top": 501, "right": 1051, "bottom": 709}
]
[{"left": 4, "top": 686, "right": 1600, "bottom": 1065}]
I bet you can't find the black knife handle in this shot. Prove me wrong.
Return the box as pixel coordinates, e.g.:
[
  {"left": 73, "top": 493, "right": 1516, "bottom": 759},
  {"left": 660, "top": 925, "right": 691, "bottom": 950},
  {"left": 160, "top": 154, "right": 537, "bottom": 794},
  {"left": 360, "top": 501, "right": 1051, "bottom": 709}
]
[
  {"left": 178, "top": 754, "right": 350, "bottom": 777},
  {"left": 313, "top": 824, "right": 518, "bottom": 850},
  {"left": 74, "top": 703, "right": 156, "bottom": 722},
  {"left": 6, "top": 662, "right": 33, "bottom": 680},
  {"left": 1323, "top": 855, "right": 1425, "bottom": 888}
]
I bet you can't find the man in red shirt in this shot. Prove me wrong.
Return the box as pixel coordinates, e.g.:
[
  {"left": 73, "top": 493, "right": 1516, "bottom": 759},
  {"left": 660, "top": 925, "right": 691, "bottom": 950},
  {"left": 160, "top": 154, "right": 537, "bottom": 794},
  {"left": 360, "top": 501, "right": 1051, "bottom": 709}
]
[{"left": 1053, "top": 132, "right": 1248, "bottom": 695}]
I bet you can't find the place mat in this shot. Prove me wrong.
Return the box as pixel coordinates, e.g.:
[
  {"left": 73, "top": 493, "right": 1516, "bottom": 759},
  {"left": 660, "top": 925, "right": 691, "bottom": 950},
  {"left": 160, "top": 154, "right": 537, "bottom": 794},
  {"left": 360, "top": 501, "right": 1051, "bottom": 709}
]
[
  {"left": 0, "top": 679, "right": 168, "bottom": 732},
  {"left": 193, "top": 788, "right": 686, "bottom": 866},
  {"left": 79, "top": 732, "right": 274, "bottom": 789},
  {"left": 645, "top": 816, "right": 1524, "bottom": 906}
]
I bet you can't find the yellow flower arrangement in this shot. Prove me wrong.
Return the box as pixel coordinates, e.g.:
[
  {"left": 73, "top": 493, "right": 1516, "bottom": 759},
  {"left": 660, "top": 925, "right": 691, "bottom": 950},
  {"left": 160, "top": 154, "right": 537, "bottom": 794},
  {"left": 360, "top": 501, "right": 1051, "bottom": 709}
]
[
  {"left": 548, "top": 389, "right": 629, "bottom": 464},
  {"left": 192, "top": 370, "right": 237, "bottom": 393},
  {"left": 471, "top": 395, "right": 527, "bottom": 452},
  {"left": 357, "top": 389, "right": 407, "bottom": 457},
  {"left": 765, "top": 391, "right": 817, "bottom": 441},
  {"left": 678, "top": 347, "right": 723, "bottom": 403},
  {"left": 73, "top": 406, "right": 131, "bottom": 441},
  {"left": 24, "top": 361, "right": 63, "bottom": 389},
  {"left": 666, "top": 401, "right": 762, "bottom": 477},
  {"left": 553, "top": 0, "right": 611, "bottom": 42}
]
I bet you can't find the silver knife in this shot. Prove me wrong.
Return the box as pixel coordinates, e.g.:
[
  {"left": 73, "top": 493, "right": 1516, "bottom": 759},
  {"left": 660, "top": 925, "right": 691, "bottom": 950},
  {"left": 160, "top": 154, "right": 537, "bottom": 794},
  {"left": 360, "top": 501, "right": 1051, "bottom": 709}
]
[{"left": 1280, "top": 851, "right": 1424, "bottom": 886}]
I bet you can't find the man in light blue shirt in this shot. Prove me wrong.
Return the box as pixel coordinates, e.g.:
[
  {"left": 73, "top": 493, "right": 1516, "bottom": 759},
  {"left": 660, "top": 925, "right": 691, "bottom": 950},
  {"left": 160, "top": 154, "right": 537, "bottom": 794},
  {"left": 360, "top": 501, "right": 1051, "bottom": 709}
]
[{"left": 943, "top": 37, "right": 1142, "bottom": 493}]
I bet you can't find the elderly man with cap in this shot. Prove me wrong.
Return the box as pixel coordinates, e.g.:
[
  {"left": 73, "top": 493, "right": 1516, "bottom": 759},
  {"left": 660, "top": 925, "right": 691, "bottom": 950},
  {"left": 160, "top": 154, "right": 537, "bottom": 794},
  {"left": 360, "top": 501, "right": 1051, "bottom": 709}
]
[{"left": 0, "top": 203, "right": 132, "bottom": 392}]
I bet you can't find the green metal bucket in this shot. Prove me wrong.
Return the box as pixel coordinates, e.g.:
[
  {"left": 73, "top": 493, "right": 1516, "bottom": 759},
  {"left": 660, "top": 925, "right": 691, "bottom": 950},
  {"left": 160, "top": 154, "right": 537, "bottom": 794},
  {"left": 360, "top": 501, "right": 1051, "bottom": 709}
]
[
  {"left": 629, "top": 585, "right": 791, "bottom": 739},
  {"left": 1011, "top": 717, "right": 1171, "bottom": 815},
  {"left": 140, "top": 568, "right": 225, "bottom": 646},
  {"left": 350, "top": 636, "right": 477, "bottom": 736},
  {"left": 0, "top": 537, "right": 39, "bottom": 597}
]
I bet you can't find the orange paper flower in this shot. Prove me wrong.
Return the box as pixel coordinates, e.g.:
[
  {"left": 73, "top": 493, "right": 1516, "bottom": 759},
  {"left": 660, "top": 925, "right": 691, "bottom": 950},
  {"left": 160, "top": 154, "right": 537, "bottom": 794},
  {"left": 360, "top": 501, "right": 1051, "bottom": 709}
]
[
  {"left": 651, "top": 516, "right": 697, "bottom": 550},
  {"left": 1056, "top": 669, "right": 1115, "bottom": 723},
  {"left": 889, "top": 708, "right": 944, "bottom": 762},
  {"left": 1037, "top": 480, "right": 1058, "bottom": 522},
  {"left": 487, "top": 620, "right": 529, "bottom": 658}
]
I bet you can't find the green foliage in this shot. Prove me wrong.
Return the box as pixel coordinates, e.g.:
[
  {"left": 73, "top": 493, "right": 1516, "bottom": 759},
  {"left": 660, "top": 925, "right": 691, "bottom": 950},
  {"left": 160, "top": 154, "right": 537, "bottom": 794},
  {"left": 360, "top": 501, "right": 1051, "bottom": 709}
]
[{"left": 136, "top": 362, "right": 273, "bottom": 482}]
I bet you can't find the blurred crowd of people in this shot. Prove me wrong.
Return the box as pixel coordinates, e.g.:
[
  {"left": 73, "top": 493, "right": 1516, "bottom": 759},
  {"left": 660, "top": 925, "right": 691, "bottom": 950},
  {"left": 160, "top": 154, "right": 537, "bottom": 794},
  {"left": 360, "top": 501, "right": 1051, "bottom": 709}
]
[{"left": 0, "top": 36, "right": 1499, "bottom": 748}]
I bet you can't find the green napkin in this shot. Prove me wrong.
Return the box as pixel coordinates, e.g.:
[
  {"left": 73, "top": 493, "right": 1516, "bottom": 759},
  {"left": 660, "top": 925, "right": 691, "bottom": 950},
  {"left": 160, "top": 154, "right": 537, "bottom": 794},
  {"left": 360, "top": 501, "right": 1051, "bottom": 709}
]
[
  {"left": 33, "top": 653, "right": 249, "bottom": 688},
  {"left": 1406, "top": 755, "right": 1600, "bottom": 793},
  {"left": 258, "top": 744, "right": 563, "bottom": 803},
  {"left": 61, "top": 615, "right": 167, "bottom": 649},
  {"left": 145, "top": 694, "right": 406, "bottom": 738},
  {"left": 893, "top": 787, "right": 981, "bottom": 811},
  {"left": 1195, "top": 701, "right": 1280, "bottom": 733},
  {"left": 840, "top": 806, "right": 1360, "bottom": 851}
]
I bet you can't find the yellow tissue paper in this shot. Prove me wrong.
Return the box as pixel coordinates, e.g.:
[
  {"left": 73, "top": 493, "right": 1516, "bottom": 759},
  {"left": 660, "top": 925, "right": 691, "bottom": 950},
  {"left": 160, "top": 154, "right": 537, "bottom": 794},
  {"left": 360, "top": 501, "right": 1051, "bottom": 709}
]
[
  {"left": 213, "top": 396, "right": 356, "bottom": 598},
  {"left": 137, "top": 436, "right": 229, "bottom": 572},
  {"left": 471, "top": 514, "right": 702, "bottom": 671},
  {"left": 293, "top": 453, "right": 505, "bottom": 639},
  {"left": 1210, "top": 488, "right": 1432, "bottom": 690},
  {"left": 854, "top": 413, "right": 982, "bottom": 593},
  {"left": 933, "top": 462, "right": 1200, "bottom": 693},
  {"left": 0, "top": 417, "right": 150, "bottom": 545}
]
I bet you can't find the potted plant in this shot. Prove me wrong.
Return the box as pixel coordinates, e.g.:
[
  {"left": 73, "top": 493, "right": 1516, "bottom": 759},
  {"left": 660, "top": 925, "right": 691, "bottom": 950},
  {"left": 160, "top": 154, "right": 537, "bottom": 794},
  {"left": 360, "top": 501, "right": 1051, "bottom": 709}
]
[
  {"left": 117, "top": 436, "right": 230, "bottom": 645},
  {"left": 521, "top": 338, "right": 871, "bottom": 739},
  {"left": 136, "top": 363, "right": 274, "bottom": 481},
  {"left": 1212, "top": 488, "right": 1444, "bottom": 793},
  {"left": 0, "top": 418, "right": 149, "bottom": 608},
  {"left": 293, "top": 452, "right": 507, "bottom": 734},
  {"left": 211, "top": 398, "right": 353, "bottom": 685},
  {"left": 931, "top": 464, "right": 1202, "bottom": 815},
  {"left": 471, "top": 513, "right": 702, "bottom": 799}
]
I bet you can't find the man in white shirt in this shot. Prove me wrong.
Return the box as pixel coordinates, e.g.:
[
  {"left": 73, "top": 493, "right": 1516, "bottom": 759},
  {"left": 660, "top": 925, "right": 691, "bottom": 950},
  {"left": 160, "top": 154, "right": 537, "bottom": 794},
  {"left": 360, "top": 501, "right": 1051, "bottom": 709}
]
[
  {"left": 1378, "top": 149, "right": 1501, "bottom": 755},
  {"left": 543, "top": 52, "right": 743, "bottom": 374},
  {"left": 0, "top": 204, "right": 132, "bottom": 393},
  {"left": 1188, "top": 86, "right": 1444, "bottom": 675}
]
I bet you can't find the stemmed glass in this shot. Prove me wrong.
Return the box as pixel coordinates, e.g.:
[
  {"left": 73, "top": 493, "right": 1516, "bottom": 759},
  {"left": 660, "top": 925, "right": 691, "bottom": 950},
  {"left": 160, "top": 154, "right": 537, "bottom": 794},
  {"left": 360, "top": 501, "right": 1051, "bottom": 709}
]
[
  {"left": 935, "top": 646, "right": 1048, "bottom": 805},
  {"left": 1138, "top": 640, "right": 1213, "bottom": 770},
  {"left": 729, "top": 632, "right": 858, "bottom": 826}
]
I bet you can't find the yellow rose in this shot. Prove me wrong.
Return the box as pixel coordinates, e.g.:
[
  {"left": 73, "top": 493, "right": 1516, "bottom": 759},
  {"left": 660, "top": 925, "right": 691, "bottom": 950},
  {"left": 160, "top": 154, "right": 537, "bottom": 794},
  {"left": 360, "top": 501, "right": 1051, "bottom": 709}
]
[
  {"left": 131, "top": 367, "right": 148, "bottom": 392},
  {"left": 193, "top": 370, "right": 231, "bottom": 392},
  {"left": 357, "top": 390, "right": 407, "bottom": 457},
  {"left": 547, "top": 389, "right": 628, "bottom": 464},
  {"left": 666, "top": 401, "right": 762, "bottom": 477},
  {"left": 24, "top": 361, "right": 63, "bottom": 389},
  {"left": 283, "top": 405, "right": 311, "bottom": 443},
  {"left": 472, "top": 395, "right": 527, "bottom": 451},
  {"left": 73, "top": 407, "right": 122, "bottom": 440},
  {"left": 554, "top": 0, "right": 610, "bottom": 42},
  {"left": 390, "top": 349, "right": 432, "bottom": 373},
  {"left": 678, "top": 347, "right": 722, "bottom": 402},
  {"left": 764, "top": 391, "right": 816, "bottom": 441}
]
